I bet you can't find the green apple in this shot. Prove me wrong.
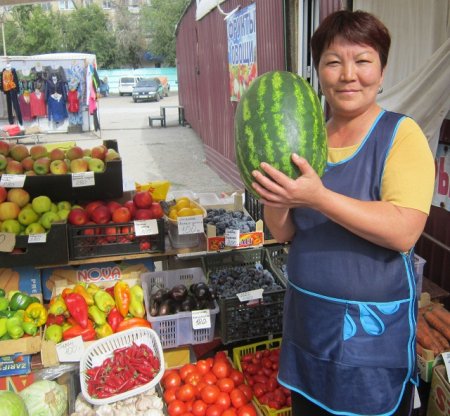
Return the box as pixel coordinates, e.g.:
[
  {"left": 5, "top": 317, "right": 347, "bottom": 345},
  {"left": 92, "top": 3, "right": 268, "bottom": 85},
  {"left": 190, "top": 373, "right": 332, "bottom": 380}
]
[
  {"left": 1, "top": 219, "right": 21, "bottom": 234},
  {"left": 39, "top": 211, "right": 60, "bottom": 230},
  {"left": 18, "top": 207, "right": 39, "bottom": 226},
  {"left": 57, "top": 201, "right": 71, "bottom": 211},
  {"left": 0, "top": 155, "right": 7, "bottom": 171},
  {"left": 57, "top": 209, "right": 70, "bottom": 221},
  {"left": 32, "top": 195, "right": 52, "bottom": 214},
  {"left": 50, "top": 203, "right": 58, "bottom": 213},
  {"left": 25, "top": 222, "right": 46, "bottom": 235},
  {"left": 88, "top": 158, "right": 105, "bottom": 173}
]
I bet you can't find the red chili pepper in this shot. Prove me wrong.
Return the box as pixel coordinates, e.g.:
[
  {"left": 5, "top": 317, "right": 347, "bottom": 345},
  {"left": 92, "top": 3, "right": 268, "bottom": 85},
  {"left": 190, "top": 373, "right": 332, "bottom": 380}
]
[
  {"left": 107, "top": 307, "right": 124, "bottom": 332},
  {"left": 62, "top": 319, "right": 96, "bottom": 341},
  {"left": 64, "top": 292, "right": 89, "bottom": 328}
]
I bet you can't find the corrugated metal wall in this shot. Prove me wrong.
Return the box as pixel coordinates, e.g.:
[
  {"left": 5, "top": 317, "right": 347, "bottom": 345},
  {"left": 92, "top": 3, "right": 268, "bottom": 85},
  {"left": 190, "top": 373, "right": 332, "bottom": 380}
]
[{"left": 176, "top": 0, "right": 286, "bottom": 188}]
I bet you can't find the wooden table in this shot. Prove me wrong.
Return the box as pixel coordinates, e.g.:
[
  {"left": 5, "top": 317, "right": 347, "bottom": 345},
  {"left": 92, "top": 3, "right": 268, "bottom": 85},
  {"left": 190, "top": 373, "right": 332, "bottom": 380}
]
[{"left": 160, "top": 105, "right": 185, "bottom": 127}]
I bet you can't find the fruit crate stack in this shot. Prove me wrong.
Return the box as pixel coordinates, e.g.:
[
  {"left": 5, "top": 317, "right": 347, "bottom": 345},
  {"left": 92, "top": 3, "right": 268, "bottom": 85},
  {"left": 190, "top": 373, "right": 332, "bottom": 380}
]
[
  {"left": 202, "top": 248, "right": 286, "bottom": 344},
  {"left": 265, "top": 244, "right": 290, "bottom": 285}
]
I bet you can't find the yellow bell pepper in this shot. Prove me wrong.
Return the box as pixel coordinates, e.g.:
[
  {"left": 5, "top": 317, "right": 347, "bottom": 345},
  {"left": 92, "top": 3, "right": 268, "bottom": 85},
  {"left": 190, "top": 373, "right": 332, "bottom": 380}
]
[
  {"left": 24, "top": 303, "right": 48, "bottom": 327},
  {"left": 48, "top": 295, "right": 67, "bottom": 316}
]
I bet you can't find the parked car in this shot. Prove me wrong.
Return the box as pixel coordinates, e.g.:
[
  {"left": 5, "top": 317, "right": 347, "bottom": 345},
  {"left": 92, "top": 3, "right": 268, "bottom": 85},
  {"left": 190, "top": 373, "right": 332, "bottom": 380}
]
[
  {"left": 118, "top": 76, "right": 142, "bottom": 96},
  {"left": 132, "top": 78, "right": 164, "bottom": 102}
]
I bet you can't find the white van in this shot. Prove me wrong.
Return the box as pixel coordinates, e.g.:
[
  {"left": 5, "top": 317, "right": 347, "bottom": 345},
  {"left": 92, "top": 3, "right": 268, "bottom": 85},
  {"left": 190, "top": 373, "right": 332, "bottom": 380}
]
[{"left": 118, "top": 76, "right": 142, "bottom": 96}]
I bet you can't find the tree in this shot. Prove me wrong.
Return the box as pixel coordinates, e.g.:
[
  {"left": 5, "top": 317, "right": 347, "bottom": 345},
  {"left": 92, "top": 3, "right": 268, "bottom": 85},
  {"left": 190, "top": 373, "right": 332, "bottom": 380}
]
[{"left": 140, "top": 0, "right": 190, "bottom": 66}]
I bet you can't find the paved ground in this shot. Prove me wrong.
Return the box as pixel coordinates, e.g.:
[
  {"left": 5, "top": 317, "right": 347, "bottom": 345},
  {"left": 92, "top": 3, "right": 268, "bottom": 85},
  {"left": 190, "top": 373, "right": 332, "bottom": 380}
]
[{"left": 39, "top": 93, "right": 237, "bottom": 196}]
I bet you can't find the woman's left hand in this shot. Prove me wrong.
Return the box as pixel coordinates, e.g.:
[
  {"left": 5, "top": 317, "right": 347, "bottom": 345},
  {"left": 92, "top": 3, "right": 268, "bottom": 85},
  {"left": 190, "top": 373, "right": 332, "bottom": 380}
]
[{"left": 251, "top": 153, "right": 325, "bottom": 209}]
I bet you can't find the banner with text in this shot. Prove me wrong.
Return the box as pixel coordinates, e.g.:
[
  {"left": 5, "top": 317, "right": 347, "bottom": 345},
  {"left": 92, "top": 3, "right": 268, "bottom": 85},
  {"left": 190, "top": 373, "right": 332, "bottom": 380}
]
[
  {"left": 433, "top": 142, "right": 450, "bottom": 211},
  {"left": 227, "top": 3, "right": 257, "bottom": 102}
]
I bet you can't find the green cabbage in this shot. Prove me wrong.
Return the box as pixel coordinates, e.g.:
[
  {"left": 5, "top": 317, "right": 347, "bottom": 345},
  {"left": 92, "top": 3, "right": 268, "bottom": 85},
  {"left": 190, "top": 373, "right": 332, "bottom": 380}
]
[
  {"left": 0, "top": 391, "right": 29, "bottom": 416},
  {"left": 19, "top": 380, "right": 67, "bottom": 416}
]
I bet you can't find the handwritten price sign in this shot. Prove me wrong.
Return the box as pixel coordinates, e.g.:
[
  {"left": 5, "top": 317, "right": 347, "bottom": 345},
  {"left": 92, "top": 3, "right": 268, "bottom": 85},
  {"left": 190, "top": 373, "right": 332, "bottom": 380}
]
[
  {"left": 178, "top": 215, "right": 204, "bottom": 235},
  {"left": 192, "top": 309, "right": 211, "bottom": 330},
  {"left": 56, "top": 336, "right": 84, "bottom": 362}
]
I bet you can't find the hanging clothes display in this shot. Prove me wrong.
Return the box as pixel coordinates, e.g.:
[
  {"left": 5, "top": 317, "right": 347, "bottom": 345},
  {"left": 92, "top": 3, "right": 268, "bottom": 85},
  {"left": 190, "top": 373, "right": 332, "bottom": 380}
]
[
  {"left": 45, "top": 75, "right": 68, "bottom": 123},
  {"left": 18, "top": 91, "right": 32, "bottom": 122},
  {"left": 30, "top": 89, "right": 47, "bottom": 118},
  {"left": 0, "top": 65, "right": 23, "bottom": 125},
  {"left": 67, "top": 89, "right": 80, "bottom": 113}
]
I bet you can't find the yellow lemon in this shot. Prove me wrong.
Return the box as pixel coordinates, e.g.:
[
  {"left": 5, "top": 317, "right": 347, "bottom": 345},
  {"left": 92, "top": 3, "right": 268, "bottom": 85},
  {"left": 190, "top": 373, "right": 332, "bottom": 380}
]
[
  {"left": 176, "top": 199, "right": 190, "bottom": 210},
  {"left": 191, "top": 207, "right": 204, "bottom": 216},
  {"left": 177, "top": 207, "right": 194, "bottom": 217},
  {"left": 168, "top": 209, "right": 178, "bottom": 221}
]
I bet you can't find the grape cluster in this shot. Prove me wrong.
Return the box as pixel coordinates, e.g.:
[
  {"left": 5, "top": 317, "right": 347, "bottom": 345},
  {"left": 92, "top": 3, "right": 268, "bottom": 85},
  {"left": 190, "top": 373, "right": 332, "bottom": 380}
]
[
  {"left": 208, "top": 263, "right": 282, "bottom": 298},
  {"left": 204, "top": 208, "right": 256, "bottom": 236}
]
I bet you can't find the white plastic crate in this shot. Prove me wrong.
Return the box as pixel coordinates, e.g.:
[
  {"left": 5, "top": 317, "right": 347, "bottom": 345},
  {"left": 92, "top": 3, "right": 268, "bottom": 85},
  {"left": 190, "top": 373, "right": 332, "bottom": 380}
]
[
  {"left": 141, "top": 267, "right": 219, "bottom": 349},
  {"left": 414, "top": 254, "right": 426, "bottom": 296},
  {"left": 80, "top": 327, "right": 164, "bottom": 406}
]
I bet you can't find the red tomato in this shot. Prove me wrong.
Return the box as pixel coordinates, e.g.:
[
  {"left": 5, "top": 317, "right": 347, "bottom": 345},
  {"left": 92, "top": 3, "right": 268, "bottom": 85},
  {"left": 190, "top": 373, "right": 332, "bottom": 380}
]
[
  {"left": 212, "top": 360, "right": 232, "bottom": 379},
  {"left": 205, "top": 404, "right": 224, "bottom": 416},
  {"left": 216, "top": 391, "right": 231, "bottom": 410},
  {"left": 176, "top": 384, "right": 197, "bottom": 402},
  {"left": 237, "top": 404, "right": 257, "bottom": 416},
  {"left": 168, "top": 399, "right": 187, "bottom": 416},
  {"left": 163, "top": 372, "right": 182, "bottom": 389},
  {"left": 195, "top": 382, "right": 208, "bottom": 399},
  {"left": 217, "top": 377, "right": 235, "bottom": 393},
  {"left": 202, "top": 372, "right": 218, "bottom": 385},
  {"left": 186, "top": 371, "right": 202, "bottom": 386},
  {"left": 201, "top": 385, "right": 220, "bottom": 404},
  {"left": 229, "top": 369, "right": 245, "bottom": 386},
  {"left": 192, "top": 399, "right": 208, "bottom": 416},
  {"left": 164, "top": 386, "right": 178, "bottom": 404},
  {"left": 222, "top": 409, "right": 238, "bottom": 416},
  {"left": 237, "top": 384, "right": 253, "bottom": 401},
  {"left": 230, "top": 388, "right": 247, "bottom": 409},
  {"left": 214, "top": 351, "right": 228, "bottom": 362},
  {"left": 180, "top": 364, "right": 198, "bottom": 381},
  {"left": 196, "top": 359, "right": 212, "bottom": 375}
]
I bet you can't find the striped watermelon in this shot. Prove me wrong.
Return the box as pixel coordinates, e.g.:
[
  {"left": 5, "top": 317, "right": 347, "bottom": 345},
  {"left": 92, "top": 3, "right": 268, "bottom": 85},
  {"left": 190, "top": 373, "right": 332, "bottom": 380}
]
[{"left": 234, "top": 71, "right": 327, "bottom": 197}]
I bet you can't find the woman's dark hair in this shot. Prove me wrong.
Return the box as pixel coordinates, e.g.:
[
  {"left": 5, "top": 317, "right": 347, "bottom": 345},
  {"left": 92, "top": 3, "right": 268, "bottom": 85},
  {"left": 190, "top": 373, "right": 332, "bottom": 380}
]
[{"left": 310, "top": 10, "right": 391, "bottom": 70}]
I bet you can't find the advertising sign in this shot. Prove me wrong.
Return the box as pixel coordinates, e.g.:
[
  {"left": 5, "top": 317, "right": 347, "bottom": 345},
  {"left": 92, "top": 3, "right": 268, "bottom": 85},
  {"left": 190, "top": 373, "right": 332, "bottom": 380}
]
[{"left": 227, "top": 3, "right": 257, "bottom": 101}]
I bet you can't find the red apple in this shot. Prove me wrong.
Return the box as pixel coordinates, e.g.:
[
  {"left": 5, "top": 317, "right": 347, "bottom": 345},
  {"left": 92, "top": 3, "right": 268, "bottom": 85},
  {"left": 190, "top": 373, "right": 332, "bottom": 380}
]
[
  {"left": 104, "top": 225, "right": 118, "bottom": 242},
  {"left": 123, "top": 200, "right": 136, "bottom": 219},
  {"left": 91, "top": 205, "right": 111, "bottom": 224},
  {"left": 49, "top": 147, "right": 66, "bottom": 161},
  {"left": 66, "top": 146, "right": 84, "bottom": 161},
  {"left": 91, "top": 145, "right": 108, "bottom": 161},
  {"left": 29, "top": 144, "right": 48, "bottom": 160},
  {"left": 21, "top": 156, "right": 35, "bottom": 172},
  {"left": 112, "top": 206, "right": 132, "bottom": 223},
  {"left": 133, "top": 191, "right": 153, "bottom": 209},
  {"left": 81, "top": 221, "right": 97, "bottom": 236},
  {"left": 0, "top": 140, "right": 9, "bottom": 156},
  {"left": 139, "top": 240, "right": 151, "bottom": 251},
  {"left": 0, "top": 186, "right": 7, "bottom": 203},
  {"left": 85, "top": 200, "right": 106, "bottom": 219},
  {"left": 6, "top": 160, "right": 24, "bottom": 174},
  {"left": 106, "top": 200, "right": 122, "bottom": 215},
  {"left": 9, "top": 144, "right": 29, "bottom": 162},
  {"left": 134, "top": 209, "right": 153, "bottom": 220},
  {"left": 120, "top": 225, "right": 135, "bottom": 241},
  {"left": 150, "top": 202, "right": 164, "bottom": 219},
  {"left": 68, "top": 208, "right": 89, "bottom": 225}
]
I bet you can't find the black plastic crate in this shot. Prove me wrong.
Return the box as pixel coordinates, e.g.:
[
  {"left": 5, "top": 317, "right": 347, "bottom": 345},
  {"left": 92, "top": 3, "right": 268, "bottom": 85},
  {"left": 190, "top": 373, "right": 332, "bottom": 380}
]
[
  {"left": 202, "top": 248, "right": 285, "bottom": 344},
  {"left": 0, "top": 222, "right": 69, "bottom": 267},
  {"left": 265, "top": 243, "right": 290, "bottom": 285},
  {"left": 244, "top": 190, "right": 273, "bottom": 241},
  {"left": 68, "top": 219, "right": 165, "bottom": 260}
]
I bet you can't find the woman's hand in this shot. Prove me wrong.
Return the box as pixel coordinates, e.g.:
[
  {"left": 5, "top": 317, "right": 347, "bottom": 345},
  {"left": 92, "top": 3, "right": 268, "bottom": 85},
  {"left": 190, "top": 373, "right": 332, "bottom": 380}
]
[{"left": 252, "top": 154, "right": 326, "bottom": 209}]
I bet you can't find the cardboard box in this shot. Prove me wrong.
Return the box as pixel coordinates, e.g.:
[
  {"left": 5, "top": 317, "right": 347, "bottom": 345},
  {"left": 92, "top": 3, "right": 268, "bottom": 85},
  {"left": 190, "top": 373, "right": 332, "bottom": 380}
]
[
  {"left": 21, "top": 140, "right": 123, "bottom": 201},
  {"left": 427, "top": 365, "right": 450, "bottom": 416},
  {"left": 0, "top": 372, "right": 35, "bottom": 392},
  {"left": 0, "top": 222, "right": 69, "bottom": 267},
  {"left": 41, "top": 258, "right": 155, "bottom": 301},
  {"left": 0, "top": 354, "right": 32, "bottom": 377},
  {"left": 0, "top": 266, "right": 42, "bottom": 299},
  {"left": 204, "top": 193, "right": 264, "bottom": 252}
]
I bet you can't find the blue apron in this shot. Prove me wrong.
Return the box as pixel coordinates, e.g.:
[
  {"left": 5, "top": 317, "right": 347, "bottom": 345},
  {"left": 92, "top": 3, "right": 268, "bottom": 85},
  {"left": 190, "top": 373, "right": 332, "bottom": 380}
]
[{"left": 278, "top": 111, "right": 418, "bottom": 416}]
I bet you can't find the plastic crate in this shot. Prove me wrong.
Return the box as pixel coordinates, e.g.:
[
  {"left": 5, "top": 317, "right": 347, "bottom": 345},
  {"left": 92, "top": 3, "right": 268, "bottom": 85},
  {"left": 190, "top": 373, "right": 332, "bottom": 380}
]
[
  {"left": 80, "top": 327, "right": 164, "bottom": 406},
  {"left": 265, "top": 244, "right": 290, "bottom": 285},
  {"left": 414, "top": 254, "right": 426, "bottom": 297},
  {"left": 232, "top": 338, "right": 291, "bottom": 416},
  {"left": 202, "top": 248, "right": 286, "bottom": 344},
  {"left": 68, "top": 219, "right": 165, "bottom": 260},
  {"left": 140, "top": 267, "right": 219, "bottom": 349},
  {"left": 244, "top": 190, "right": 273, "bottom": 241}
]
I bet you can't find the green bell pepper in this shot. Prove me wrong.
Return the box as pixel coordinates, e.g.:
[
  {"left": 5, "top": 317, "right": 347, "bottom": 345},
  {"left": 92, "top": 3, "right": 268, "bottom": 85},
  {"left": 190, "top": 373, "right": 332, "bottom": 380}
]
[
  {"left": 0, "top": 297, "right": 9, "bottom": 312},
  {"left": 9, "top": 292, "right": 33, "bottom": 311},
  {"left": 0, "top": 310, "right": 15, "bottom": 319},
  {"left": 0, "top": 317, "right": 7, "bottom": 338},
  {"left": 6, "top": 316, "right": 24, "bottom": 339},
  {"left": 22, "top": 321, "right": 38, "bottom": 336},
  {"left": 94, "top": 290, "right": 116, "bottom": 314},
  {"left": 88, "top": 305, "right": 106, "bottom": 326},
  {"left": 0, "top": 333, "right": 12, "bottom": 340},
  {"left": 0, "top": 288, "right": 5, "bottom": 298}
]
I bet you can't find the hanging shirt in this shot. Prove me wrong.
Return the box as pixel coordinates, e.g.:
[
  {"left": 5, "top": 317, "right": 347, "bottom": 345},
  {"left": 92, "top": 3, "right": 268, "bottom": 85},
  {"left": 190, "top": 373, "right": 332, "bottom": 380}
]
[
  {"left": 47, "top": 95, "right": 68, "bottom": 123},
  {"left": 30, "top": 91, "right": 47, "bottom": 118},
  {"left": 18, "top": 94, "right": 32, "bottom": 121},
  {"left": 2, "top": 70, "right": 16, "bottom": 92},
  {"left": 67, "top": 90, "right": 80, "bottom": 113}
]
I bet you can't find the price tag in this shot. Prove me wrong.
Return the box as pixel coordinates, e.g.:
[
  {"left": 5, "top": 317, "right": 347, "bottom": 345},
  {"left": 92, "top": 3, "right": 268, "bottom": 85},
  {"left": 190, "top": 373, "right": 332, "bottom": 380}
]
[
  {"left": 237, "top": 288, "right": 263, "bottom": 302},
  {"left": 177, "top": 215, "right": 203, "bottom": 235},
  {"left": 442, "top": 351, "right": 450, "bottom": 383},
  {"left": 28, "top": 233, "right": 47, "bottom": 244},
  {"left": 192, "top": 309, "right": 211, "bottom": 330},
  {"left": 0, "top": 232, "right": 16, "bottom": 253},
  {"left": 225, "top": 229, "right": 240, "bottom": 246},
  {"left": 56, "top": 336, "right": 85, "bottom": 362},
  {"left": 71, "top": 171, "right": 95, "bottom": 187},
  {"left": 0, "top": 174, "right": 26, "bottom": 188},
  {"left": 134, "top": 219, "right": 158, "bottom": 236}
]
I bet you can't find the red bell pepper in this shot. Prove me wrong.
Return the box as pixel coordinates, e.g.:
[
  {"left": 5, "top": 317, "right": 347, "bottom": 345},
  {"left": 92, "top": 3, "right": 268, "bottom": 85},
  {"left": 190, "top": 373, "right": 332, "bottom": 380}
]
[
  {"left": 107, "top": 307, "right": 124, "bottom": 332},
  {"left": 46, "top": 313, "right": 65, "bottom": 326},
  {"left": 105, "top": 286, "right": 115, "bottom": 298},
  {"left": 64, "top": 292, "right": 88, "bottom": 328},
  {"left": 62, "top": 319, "right": 96, "bottom": 341}
]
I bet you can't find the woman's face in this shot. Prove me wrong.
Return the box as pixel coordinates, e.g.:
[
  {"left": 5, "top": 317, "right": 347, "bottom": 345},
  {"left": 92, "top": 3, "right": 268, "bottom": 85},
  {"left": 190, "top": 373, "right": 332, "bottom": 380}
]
[{"left": 318, "top": 36, "right": 384, "bottom": 119}]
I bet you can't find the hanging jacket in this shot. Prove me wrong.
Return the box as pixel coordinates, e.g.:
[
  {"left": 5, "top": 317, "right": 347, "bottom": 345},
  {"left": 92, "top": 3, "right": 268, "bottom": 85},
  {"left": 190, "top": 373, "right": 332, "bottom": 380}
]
[{"left": 278, "top": 110, "right": 418, "bottom": 416}]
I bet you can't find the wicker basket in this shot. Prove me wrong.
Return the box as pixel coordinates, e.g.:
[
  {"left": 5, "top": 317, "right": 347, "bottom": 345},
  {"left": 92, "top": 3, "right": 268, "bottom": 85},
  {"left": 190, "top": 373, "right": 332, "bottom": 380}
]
[{"left": 80, "top": 327, "right": 165, "bottom": 406}]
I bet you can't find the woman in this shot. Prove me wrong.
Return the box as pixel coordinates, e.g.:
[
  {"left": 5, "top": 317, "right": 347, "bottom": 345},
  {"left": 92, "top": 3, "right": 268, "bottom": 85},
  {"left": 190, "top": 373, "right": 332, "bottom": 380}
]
[{"left": 251, "top": 10, "right": 435, "bottom": 416}]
